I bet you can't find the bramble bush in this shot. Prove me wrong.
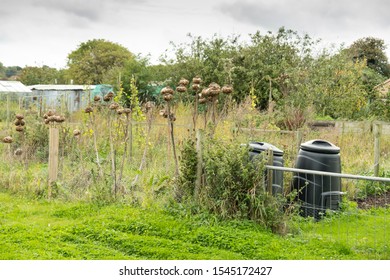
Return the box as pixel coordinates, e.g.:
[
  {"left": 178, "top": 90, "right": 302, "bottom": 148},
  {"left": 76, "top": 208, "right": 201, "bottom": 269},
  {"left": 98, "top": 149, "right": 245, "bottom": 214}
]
[{"left": 177, "top": 135, "right": 295, "bottom": 234}]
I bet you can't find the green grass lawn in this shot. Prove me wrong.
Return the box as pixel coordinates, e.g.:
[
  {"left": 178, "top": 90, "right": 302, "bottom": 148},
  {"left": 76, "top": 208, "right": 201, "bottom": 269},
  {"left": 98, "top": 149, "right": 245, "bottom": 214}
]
[{"left": 0, "top": 191, "right": 388, "bottom": 260}]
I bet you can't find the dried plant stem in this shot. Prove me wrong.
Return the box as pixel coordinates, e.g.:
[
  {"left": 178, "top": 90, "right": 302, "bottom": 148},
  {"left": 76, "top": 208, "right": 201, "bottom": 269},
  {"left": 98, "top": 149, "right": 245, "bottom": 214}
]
[
  {"left": 203, "top": 104, "right": 208, "bottom": 130},
  {"left": 117, "top": 113, "right": 131, "bottom": 194},
  {"left": 129, "top": 113, "right": 133, "bottom": 159},
  {"left": 211, "top": 99, "right": 217, "bottom": 125},
  {"left": 167, "top": 102, "right": 179, "bottom": 177},
  {"left": 89, "top": 113, "right": 103, "bottom": 178},
  {"left": 192, "top": 92, "right": 199, "bottom": 134},
  {"left": 220, "top": 95, "right": 232, "bottom": 120},
  {"left": 132, "top": 108, "right": 154, "bottom": 187},
  {"left": 108, "top": 112, "right": 117, "bottom": 196},
  {"left": 7, "top": 144, "right": 11, "bottom": 159},
  {"left": 195, "top": 129, "right": 203, "bottom": 201},
  {"left": 170, "top": 120, "right": 179, "bottom": 177},
  {"left": 76, "top": 137, "right": 85, "bottom": 174}
]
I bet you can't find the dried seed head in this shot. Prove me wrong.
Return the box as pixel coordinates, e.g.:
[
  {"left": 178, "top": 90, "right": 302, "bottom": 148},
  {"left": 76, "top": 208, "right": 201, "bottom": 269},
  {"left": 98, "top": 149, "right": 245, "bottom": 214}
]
[
  {"left": 103, "top": 95, "right": 111, "bottom": 102},
  {"left": 15, "top": 114, "right": 24, "bottom": 120},
  {"left": 48, "top": 116, "right": 56, "bottom": 122},
  {"left": 192, "top": 76, "right": 202, "bottom": 84},
  {"left": 163, "top": 94, "right": 173, "bottom": 102},
  {"left": 15, "top": 126, "right": 24, "bottom": 132},
  {"left": 14, "top": 148, "right": 23, "bottom": 156},
  {"left": 47, "top": 110, "right": 55, "bottom": 117},
  {"left": 84, "top": 106, "right": 93, "bottom": 114},
  {"left": 44, "top": 119, "right": 50, "bottom": 125},
  {"left": 109, "top": 103, "right": 119, "bottom": 110},
  {"left": 54, "top": 115, "right": 65, "bottom": 123},
  {"left": 73, "top": 129, "right": 81, "bottom": 137},
  {"left": 179, "top": 78, "right": 189, "bottom": 86},
  {"left": 201, "top": 88, "right": 210, "bottom": 97},
  {"left": 94, "top": 95, "right": 101, "bottom": 102},
  {"left": 176, "top": 85, "right": 187, "bottom": 93},
  {"left": 161, "top": 86, "right": 174, "bottom": 95},
  {"left": 43, "top": 114, "right": 48, "bottom": 119},
  {"left": 2, "top": 136, "right": 13, "bottom": 144},
  {"left": 14, "top": 119, "right": 26, "bottom": 126},
  {"left": 222, "top": 85, "right": 233, "bottom": 94},
  {"left": 107, "top": 91, "right": 114, "bottom": 98},
  {"left": 116, "top": 108, "right": 124, "bottom": 115},
  {"left": 145, "top": 101, "right": 154, "bottom": 111},
  {"left": 123, "top": 108, "right": 131, "bottom": 115},
  {"left": 192, "top": 84, "right": 200, "bottom": 91},
  {"left": 208, "top": 82, "right": 221, "bottom": 96},
  {"left": 169, "top": 113, "right": 176, "bottom": 122},
  {"left": 199, "top": 98, "right": 207, "bottom": 104}
]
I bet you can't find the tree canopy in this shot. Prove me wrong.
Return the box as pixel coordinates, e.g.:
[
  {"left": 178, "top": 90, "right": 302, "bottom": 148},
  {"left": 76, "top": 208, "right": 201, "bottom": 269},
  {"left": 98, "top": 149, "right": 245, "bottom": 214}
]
[
  {"left": 66, "top": 39, "right": 135, "bottom": 84},
  {"left": 19, "top": 66, "right": 66, "bottom": 85},
  {"left": 2, "top": 29, "right": 390, "bottom": 122},
  {"left": 346, "top": 37, "right": 390, "bottom": 77}
]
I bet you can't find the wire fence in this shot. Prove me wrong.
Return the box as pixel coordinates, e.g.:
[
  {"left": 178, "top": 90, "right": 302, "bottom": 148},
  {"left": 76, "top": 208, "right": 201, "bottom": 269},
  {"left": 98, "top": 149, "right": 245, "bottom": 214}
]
[{"left": 266, "top": 165, "right": 390, "bottom": 259}]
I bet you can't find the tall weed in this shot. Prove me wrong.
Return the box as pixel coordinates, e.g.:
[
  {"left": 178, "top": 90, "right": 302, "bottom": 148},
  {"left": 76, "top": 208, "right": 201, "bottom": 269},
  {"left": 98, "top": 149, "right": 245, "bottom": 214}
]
[{"left": 177, "top": 135, "right": 295, "bottom": 234}]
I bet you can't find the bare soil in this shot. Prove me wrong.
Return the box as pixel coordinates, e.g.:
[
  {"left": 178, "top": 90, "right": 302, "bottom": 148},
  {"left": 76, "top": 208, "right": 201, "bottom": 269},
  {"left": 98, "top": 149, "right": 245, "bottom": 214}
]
[{"left": 356, "top": 191, "right": 389, "bottom": 209}]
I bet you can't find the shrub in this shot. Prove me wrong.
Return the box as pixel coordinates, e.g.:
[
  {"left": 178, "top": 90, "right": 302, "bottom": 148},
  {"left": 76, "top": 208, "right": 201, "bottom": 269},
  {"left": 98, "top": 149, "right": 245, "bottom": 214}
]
[
  {"left": 176, "top": 138, "right": 198, "bottom": 200},
  {"left": 177, "top": 135, "right": 294, "bottom": 234}
]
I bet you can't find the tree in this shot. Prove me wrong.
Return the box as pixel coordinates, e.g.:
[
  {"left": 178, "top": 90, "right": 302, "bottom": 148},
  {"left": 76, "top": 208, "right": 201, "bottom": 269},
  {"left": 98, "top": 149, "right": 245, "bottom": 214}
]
[
  {"left": 346, "top": 37, "right": 390, "bottom": 77},
  {"left": 66, "top": 39, "right": 134, "bottom": 84},
  {"left": 159, "top": 34, "right": 241, "bottom": 94},
  {"left": 299, "top": 51, "right": 367, "bottom": 119},
  {"left": 0, "top": 62, "right": 5, "bottom": 79},
  {"left": 235, "top": 28, "right": 316, "bottom": 108},
  {"left": 2, "top": 66, "right": 22, "bottom": 79},
  {"left": 19, "top": 66, "right": 65, "bottom": 85},
  {"left": 103, "top": 54, "right": 153, "bottom": 104}
]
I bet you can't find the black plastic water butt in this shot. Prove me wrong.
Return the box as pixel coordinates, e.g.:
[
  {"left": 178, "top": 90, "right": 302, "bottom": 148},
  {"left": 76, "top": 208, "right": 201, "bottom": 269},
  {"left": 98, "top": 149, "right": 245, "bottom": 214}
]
[
  {"left": 293, "top": 139, "right": 343, "bottom": 218},
  {"left": 248, "top": 141, "right": 284, "bottom": 195}
]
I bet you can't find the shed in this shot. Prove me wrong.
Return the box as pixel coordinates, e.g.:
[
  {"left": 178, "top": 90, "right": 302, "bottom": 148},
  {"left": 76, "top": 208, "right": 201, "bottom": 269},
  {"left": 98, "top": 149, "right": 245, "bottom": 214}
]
[
  {"left": 0, "top": 80, "right": 32, "bottom": 124},
  {"left": 28, "top": 84, "right": 114, "bottom": 113},
  {"left": 0, "top": 80, "right": 32, "bottom": 94},
  {"left": 28, "top": 84, "right": 95, "bottom": 113}
]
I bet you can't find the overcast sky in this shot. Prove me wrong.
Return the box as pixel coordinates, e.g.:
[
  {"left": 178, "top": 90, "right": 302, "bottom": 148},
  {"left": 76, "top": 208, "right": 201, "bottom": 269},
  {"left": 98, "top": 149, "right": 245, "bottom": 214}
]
[{"left": 1, "top": 0, "right": 390, "bottom": 69}]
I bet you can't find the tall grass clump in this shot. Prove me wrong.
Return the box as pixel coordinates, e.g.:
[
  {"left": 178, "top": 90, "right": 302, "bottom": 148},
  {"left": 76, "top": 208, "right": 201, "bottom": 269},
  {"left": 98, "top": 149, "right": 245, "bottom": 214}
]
[{"left": 177, "top": 135, "right": 294, "bottom": 234}]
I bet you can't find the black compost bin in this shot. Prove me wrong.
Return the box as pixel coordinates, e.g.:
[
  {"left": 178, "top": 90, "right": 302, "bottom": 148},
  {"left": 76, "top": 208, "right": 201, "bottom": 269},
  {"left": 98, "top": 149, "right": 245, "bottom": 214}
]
[
  {"left": 248, "top": 141, "right": 284, "bottom": 195},
  {"left": 293, "top": 139, "right": 343, "bottom": 218}
]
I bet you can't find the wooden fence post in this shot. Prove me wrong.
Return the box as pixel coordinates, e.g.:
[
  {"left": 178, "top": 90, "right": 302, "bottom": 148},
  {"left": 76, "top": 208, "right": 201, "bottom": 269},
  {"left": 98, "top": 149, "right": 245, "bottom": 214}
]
[
  {"left": 373, "top": 122, "right": 382, "bottom": 177},
  {"left": 48, "top": 126, "right": 59, "bottom": 198}
]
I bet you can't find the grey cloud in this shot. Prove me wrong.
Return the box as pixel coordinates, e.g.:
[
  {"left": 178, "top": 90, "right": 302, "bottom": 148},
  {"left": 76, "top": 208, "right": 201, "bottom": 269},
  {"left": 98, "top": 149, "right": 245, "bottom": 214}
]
[
  {"left": 33, "top": 0, "right": 105, "bottom": 22},
  {"left": 30, "top": 0, "right": 148, "bottom": 23},
  {"left": 218, "top": 0, "right": 390, "bottom": 34}
]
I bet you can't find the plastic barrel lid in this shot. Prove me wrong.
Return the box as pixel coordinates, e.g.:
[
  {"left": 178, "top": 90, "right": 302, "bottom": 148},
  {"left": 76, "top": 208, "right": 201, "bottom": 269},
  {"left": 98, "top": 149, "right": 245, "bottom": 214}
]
[
  {"left": 300, "top": 139, "right": 340, "bottom": 154},
  {"left": 248, "top": 141, "right": 284, "bottom": 156}
]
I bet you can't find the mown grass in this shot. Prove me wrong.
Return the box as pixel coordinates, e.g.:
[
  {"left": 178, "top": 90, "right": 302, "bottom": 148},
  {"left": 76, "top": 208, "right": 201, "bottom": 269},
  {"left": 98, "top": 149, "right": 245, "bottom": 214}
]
[
  {"left": 0, "top": 191, "right": 388, "bottom": 260},
  {"left": 1, "top": 102, "right": 389, "bottom": 260}
]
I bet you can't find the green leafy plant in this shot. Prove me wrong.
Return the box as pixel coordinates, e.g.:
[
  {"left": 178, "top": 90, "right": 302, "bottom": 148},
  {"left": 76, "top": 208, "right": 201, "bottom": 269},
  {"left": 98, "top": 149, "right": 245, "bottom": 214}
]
[{"left": 177, "top": 135, "right": 296, "bottom": 234}]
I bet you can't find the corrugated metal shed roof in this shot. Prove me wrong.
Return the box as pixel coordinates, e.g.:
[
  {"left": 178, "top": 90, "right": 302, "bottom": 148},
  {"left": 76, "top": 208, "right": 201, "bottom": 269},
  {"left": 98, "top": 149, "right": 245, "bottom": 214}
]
[
  {"left": 28, "top": 84, "right": 96, "bottom": 91},
  {"left": 0, "top": 80, "right": 32, "bottom": 93}
]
